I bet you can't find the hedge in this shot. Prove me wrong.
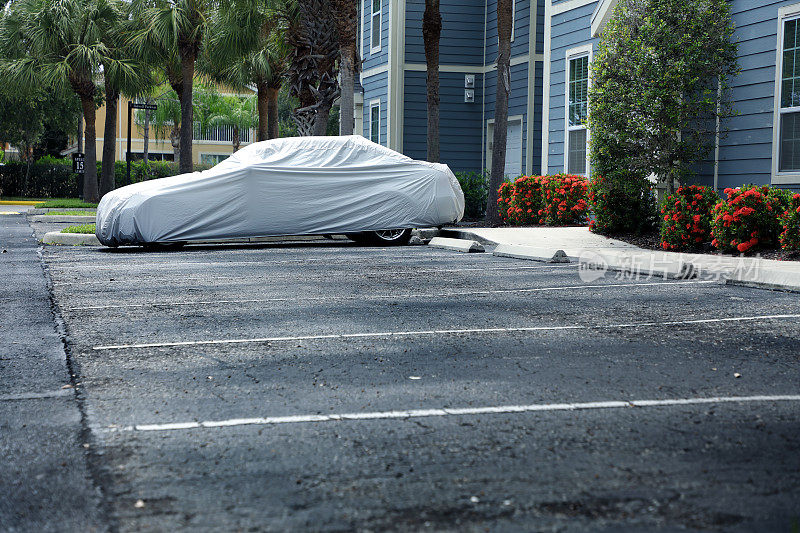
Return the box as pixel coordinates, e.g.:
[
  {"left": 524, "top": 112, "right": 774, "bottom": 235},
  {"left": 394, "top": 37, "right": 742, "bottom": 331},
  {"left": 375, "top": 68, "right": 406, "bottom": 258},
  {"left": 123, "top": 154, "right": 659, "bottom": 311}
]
[
  {"left": 497, "top": 174, "right": 589, "bottom": 226},
  {"left": 711, "top": 185, "right": 783, "bottom": 254},
  {"left": 780, "top": 193, "right": 800, "bottom": 251},
  {"left": 454, "top": 171, "right": 489, "bottom": 220},
  {"left": 588, "top": 170, "right": 658, "bottom": 235},
  {"left": 659, "top": 185, "right": 719, "bottom": 251},
  {"left": 0, "top": 157, "right": 212, "bottom": 199}
]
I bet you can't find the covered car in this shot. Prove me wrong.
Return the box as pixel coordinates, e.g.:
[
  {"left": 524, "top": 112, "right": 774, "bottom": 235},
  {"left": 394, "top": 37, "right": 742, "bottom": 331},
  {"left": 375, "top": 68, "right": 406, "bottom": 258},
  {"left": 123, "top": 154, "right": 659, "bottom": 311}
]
[{"left": 95, "top": 135, "right": 465, "bottom": 247}]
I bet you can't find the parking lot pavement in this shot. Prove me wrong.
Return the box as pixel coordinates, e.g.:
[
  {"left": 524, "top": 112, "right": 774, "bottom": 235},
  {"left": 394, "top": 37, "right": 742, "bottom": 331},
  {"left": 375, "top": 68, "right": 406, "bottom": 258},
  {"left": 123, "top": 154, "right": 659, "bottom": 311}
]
[{"left": 28, "top": 240, "right": 800, "bottom": 530}]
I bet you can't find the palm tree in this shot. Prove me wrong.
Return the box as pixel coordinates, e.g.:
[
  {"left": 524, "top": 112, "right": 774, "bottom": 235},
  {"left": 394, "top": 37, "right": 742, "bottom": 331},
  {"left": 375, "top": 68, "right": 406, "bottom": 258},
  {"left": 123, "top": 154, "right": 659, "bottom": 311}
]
[
  {"left": 333, "top": 0, "right": 357, "bottom": 136},
  {"left": 129, "top": 0, "right": 218, "bottom": 174},
  {"left": 0, "top": 0, "right": 137, "bottom": 202},
  {"left": 486, "top": 0, "right": 513, "bottom": 225},
  {"left": 204, "top": 0, "right": 289, "bottom": 141},
  {"left": 207, "top": 95, "right": 256, "bottom": 152},
  {"left": 285, "top": 0, "right": 339, "bottom": 136},
  {"left": 146, "top": 89, "right": 182, "bottom": 163},
  {"left": 99, "top": 2, "right": 152, "bottom": 196},
  {"left": 423, "top": 0, "right": 441, "bottom": 161}
]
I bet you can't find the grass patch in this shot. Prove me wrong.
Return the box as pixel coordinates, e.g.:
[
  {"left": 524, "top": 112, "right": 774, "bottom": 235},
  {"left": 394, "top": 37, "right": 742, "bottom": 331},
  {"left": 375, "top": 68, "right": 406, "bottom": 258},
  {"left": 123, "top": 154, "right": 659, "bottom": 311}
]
[
  {"left": 35, "top": 199, "right": 99, "bottom": 209},
  {"left": 61, "top": 223, "right": 96, "bottom": 234},
  {"left": 43, "top": 210, "right": 97, "bottom": 216}
]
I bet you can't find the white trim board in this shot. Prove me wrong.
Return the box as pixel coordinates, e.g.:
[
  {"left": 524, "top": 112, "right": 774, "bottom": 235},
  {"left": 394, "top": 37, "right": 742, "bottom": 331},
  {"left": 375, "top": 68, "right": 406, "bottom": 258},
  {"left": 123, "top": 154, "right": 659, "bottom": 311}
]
[
  {"left": 591, "top": 0, "right": 617, "bottom": 37},
  {"left": 552, "top": 0, "right": 598, "bottom": 15},
  {"left": 771, "top": 2, "right": 800, "bottom": 186},
  {"left": 541, "top": 0, "right": 553, "bottom": 172},
  {"left": 403, "top": 55, "right": 541, "bottom": 74},
  {"left": 525, "top": 0, "right": 540, "bottom": 175}
]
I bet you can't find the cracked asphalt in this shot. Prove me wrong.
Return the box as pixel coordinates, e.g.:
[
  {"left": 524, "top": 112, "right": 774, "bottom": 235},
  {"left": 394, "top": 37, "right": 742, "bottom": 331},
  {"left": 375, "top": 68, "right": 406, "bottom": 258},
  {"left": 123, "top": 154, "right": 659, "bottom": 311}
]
[{"left": 3, "top": 212, "right": 800, "bottom": 532}]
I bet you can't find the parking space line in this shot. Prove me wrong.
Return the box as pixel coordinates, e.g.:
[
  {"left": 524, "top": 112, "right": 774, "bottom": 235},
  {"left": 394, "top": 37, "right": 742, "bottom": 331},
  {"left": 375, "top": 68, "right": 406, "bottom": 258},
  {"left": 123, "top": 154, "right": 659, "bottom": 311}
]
[
  {"left": 51, "top": 264, "right": 578, "bottom": 287},
  {"left": 66, "top": 280, "right": 717, "bottom": 311},
  {"left": 0, "top": 389, "right": 74, "bottom": 402},
  {"left": 92, "top": 313, "right": 800, "bottom": 350},
  {"left": 103, "top": 395, "right": 800, "bottom": 433}
]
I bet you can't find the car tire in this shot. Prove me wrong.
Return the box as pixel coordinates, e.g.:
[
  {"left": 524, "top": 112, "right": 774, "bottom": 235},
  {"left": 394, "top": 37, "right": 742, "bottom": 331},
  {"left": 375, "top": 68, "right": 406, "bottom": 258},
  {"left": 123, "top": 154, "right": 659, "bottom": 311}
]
[{"left": 347, "top": 229, "right": 412, "bottom": 246}]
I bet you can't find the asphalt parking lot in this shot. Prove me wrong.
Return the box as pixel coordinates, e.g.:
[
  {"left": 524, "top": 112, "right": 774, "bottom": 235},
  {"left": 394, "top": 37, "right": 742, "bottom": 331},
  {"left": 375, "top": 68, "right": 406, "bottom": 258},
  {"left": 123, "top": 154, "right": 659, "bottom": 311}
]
[{"left": 4, "top": 213, "right": 800, "bottom": 532}]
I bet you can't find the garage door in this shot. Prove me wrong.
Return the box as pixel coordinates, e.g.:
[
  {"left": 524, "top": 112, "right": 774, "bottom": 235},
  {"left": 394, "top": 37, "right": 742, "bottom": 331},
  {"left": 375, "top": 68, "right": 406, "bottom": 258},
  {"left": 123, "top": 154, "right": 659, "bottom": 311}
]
[{"left": 486, "top": 118, "right": 523, "bottom": 178}]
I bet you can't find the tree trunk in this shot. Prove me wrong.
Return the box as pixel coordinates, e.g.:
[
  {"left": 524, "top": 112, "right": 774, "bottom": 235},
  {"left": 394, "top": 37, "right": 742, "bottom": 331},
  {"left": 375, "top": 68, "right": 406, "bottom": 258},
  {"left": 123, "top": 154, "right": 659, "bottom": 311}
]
[
  {"left": 339, "top": 52, "right": 355, "bottom": 135},
  {"left": 100, "top": 86, "right": 118, "bottom": 197},
  {"left": 179, "top": 51, "right": 195, "bottom": 174},
  {"left": 80, "top": 96, "right": 99, "bottom": 203},
  {"left": 257, "top": 81, "right": 269, "bottom": 141},
  {"left": 232, "top": 126, "right": 240, "bottom": 152},
  {"left": 486, "top": 0, "right": 513, "bottom": 225},
  {"left": 170, "top": 126, "right": 180, "bottom": 166},
  {"left": 313, "top": 104, "right": 331, "bottom": 136},
  {"left": 267, "top": 85, "right": 280, "bottom": 139},
  {"left": 143, "top": 106, "right": 150, "bottom": 162},
  {"left": 77, "top": 116, "right": 84, "bottom": 154},
  {"left": 423, "top": 0, "right": 442, "bottom": 162}
]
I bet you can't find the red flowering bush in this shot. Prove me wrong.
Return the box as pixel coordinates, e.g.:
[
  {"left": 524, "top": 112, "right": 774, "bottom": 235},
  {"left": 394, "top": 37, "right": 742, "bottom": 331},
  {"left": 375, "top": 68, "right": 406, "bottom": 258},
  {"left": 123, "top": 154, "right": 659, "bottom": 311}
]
[
  {"left": 539, "top": 174, "right": 589, "bottom": 225},
  {"left": 780, "top": 193, "right": 800, "bottom": 251},
  {"left": 497, "top": 181, "right": 519, "bottom": 224},
  {"left": 659, "top": 185, "right": 719, "bottom": 251},
  {"left": 588, "top": 170, "right": 657, "bottom": 235},
  {"left": 512, "top": 176, "right": 545, "bottom": 224},
  {"left": 710, "top": 185, "right": 783, "bottom": 254}
]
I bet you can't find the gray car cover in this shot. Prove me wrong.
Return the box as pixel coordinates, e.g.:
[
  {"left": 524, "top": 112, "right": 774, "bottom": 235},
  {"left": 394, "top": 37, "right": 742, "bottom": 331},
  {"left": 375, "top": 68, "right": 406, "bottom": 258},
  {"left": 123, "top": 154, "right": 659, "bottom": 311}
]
[{"left": 95, "top": 136, "right": 464, "bottom": 246}]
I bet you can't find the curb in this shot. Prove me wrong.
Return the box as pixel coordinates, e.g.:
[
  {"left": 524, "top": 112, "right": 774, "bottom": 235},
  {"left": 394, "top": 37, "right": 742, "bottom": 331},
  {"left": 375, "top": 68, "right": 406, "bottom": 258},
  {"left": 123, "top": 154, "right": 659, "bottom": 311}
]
[
  {"left": 27, "top": 208, "right": 98, "bottom": 214},
  {"left": 493, "top": 244, "right": 570, "bottom": 263},
  {"left": 578, "top": 250, "right": 700, "bottom": 280},
  {"left": 723, "top": 267, "right": 800, "bottom": 293},
  {"left": 0, "top": 200, "right": 40, "bottom": 205},
  {"left": 29, "top": 215, "right": 95, "bottom": 223},
  {"left": 439, "top": 228, "right": 498, "bottom": 245},
  {"left": 428, "top": 236, "right": 485, "bottom": 253},
  {"left": 42, "top": 231, "right": 100, "bottom": 246}
]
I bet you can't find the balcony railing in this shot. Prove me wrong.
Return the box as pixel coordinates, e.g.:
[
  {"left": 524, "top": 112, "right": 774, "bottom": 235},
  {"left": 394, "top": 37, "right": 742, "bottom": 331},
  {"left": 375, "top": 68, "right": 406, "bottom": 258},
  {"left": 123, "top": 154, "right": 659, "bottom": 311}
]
[{"left": 193, "top": 123, "right": 253, "bottom": 143}]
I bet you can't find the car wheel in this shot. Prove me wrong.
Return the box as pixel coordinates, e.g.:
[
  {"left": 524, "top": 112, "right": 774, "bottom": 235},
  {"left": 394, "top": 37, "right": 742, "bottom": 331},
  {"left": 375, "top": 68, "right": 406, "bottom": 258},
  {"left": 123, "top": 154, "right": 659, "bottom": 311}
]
[{"left": 348, "top": 228, "right": 412, "bottom": 246}]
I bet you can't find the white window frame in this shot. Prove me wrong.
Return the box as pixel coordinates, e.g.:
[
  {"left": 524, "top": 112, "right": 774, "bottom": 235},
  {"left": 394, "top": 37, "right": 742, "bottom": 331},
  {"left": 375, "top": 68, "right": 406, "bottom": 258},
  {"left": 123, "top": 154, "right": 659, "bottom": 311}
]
[
  {"left": 772, "top": 2, "right": 800, "bottom": 185},
  {"left": 564, "top": 44, "right": 593, "bottom": 176},
  {"left": 511, "top": 0, "right": 516, "bottom": 42},
  {"left": 370, "top": 0, "right": 382, "bottom": 54},
  {"left": 369, "top": 99, "right": 381, "bottom": 144}
]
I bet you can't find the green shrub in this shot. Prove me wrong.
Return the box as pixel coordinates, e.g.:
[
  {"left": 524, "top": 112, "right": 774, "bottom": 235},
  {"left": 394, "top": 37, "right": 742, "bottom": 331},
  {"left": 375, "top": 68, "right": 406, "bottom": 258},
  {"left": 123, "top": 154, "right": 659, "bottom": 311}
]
[
  {"left": 454, "top": 171, "right": 489, "bottom": 220},
  {"left": 659, "top": 185, "right": 720, "bottom": 251},
  {"left": 711, "top": 185, "right": 783, "bottom": 254},
  {"left": 779, "top": 192, "right": 800, "bottom": 252},
  {"left": 0, "top": 157, "right": 78, "bottom": 198},
  {"left": 589, "top": 170, "right": 657, "bottom": 235}
]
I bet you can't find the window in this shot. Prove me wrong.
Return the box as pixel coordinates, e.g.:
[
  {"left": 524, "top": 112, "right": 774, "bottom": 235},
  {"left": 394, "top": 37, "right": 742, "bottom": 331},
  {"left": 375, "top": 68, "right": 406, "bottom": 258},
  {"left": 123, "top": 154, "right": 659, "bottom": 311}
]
[
  {"left": 370, "top": 0, "right": 381, "bottom": 54},
  {"left": 567, "top": 53, "right": 589, "bottom": 175},
  {"left": 370, "top": 101, "right": 380, "bottom": 144},
  {"left": 200, "top": 154, "right": 229, "bottom": 166},
  {"left": 779, "top": 16, "right": 800, "bottom": 172}
]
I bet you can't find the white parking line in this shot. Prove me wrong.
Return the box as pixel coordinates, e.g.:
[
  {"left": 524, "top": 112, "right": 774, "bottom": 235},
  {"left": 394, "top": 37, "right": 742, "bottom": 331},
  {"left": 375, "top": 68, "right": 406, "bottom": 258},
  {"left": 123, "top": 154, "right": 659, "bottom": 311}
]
[
  {"left": 65, "top": 280, "right": 716, "bottom": 311},
  {"left": 103, "top": 395, "right": 800, "bottom": 433},
  {"left": 0, "top": 389, "right": 73, "bottom": 402},
  {"left": 92, "top": 313, "right": 800, "bottom": 350},
  {"left": 51, "top": 263, "right": 577, "bottom": 287}
]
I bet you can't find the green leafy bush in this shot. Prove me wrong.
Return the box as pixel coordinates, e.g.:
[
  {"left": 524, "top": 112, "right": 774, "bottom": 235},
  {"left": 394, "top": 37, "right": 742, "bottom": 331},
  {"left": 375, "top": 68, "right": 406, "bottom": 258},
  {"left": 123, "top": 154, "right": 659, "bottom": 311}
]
[
  {"left": 779, "top": 193, "right": 800, "bottom": 252},
  {"left": 0, "top": 157, "right": 78, "bottom": 198},
  {"left": 711, "top": 185, "right": 783, "bottom": 254},
  {"left": 659, "top": 185, "right": 720, "bottom": 251},
  {"left": 454, "top": 171, "right": 489, "bottom": 220},
  {"left": 588, "top": 170, "right": 657, "bottom": 235}
]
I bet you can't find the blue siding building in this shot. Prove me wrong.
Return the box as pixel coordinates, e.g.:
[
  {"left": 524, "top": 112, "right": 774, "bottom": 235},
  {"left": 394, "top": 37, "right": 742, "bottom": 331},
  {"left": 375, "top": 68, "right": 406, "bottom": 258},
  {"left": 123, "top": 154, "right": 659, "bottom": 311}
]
[{"left": 359, "top": 0, "right": 800, "bottom": 191}]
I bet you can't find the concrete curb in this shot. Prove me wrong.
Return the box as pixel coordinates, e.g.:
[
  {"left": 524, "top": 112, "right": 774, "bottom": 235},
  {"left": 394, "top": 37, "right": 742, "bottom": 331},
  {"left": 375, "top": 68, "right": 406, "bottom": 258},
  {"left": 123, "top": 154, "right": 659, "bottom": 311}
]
[
  {"left": 723, "top": 267, "right": 800, "bottom": 293},
  {"left": 578, "top": 250, "right": 700, "bottom": 280},
  {"left": 42, "top": 231, "right": 100, "bottom": 246},
  {"left": 428, "top": 236, "right": 485, "bottom": 253},
  {"left": 493, "top": 244, "right": 570, "bottom": 263},
  {"left": 439, "top": 228, "right": 498, "bottom": 245},
  {"left": 29, "top": 215, "right": 95, "bottom": 223},
  {"left": 27, "top": 208, "right": 97, "bottom": 215}
]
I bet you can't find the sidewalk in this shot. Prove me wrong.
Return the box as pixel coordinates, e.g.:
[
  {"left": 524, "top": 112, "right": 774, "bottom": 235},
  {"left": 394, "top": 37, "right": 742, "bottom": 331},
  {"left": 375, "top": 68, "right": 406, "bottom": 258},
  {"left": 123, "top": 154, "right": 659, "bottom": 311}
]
[{"left": 444, "top": 226, "right": 800, "bottom": 291}]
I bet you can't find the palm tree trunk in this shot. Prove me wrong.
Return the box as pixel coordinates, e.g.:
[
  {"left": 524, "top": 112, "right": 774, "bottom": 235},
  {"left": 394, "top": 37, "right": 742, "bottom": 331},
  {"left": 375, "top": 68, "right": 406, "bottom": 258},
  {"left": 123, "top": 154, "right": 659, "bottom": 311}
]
[
  {"left": 179, "top": 51, "right": 195, "bottom": 174},
  {"left": 339, "top": 52, "right": 355, "bottom": 136},
  {"left": 486, "top": 0, "right": 512, "bottom": 225},
  {"left": 313, "top": 105, "right": 331, "bottom": 136},
  {"left": 77, "top": 117, "right": 84, "bottom": 154},
  {"left": 423, "top": 0, "right": 442, "bottom": 162},
  {"left": 257, "top": 81, "right": 269, "bottom": 141},
  {"left": 232, "top": 126, "right": 240, "bottom": 152},
  {"left": 100, "top": 86, "right": 118, "bottom": 197},
  {"left": 80, "top": 96, "right": 99, "bottom": 203},
  {"left": 267, "top": 85, "right": 280, "bottom": 139},
  {"left": 170, "top": 126, "right": 180, "bottom": 165}
]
